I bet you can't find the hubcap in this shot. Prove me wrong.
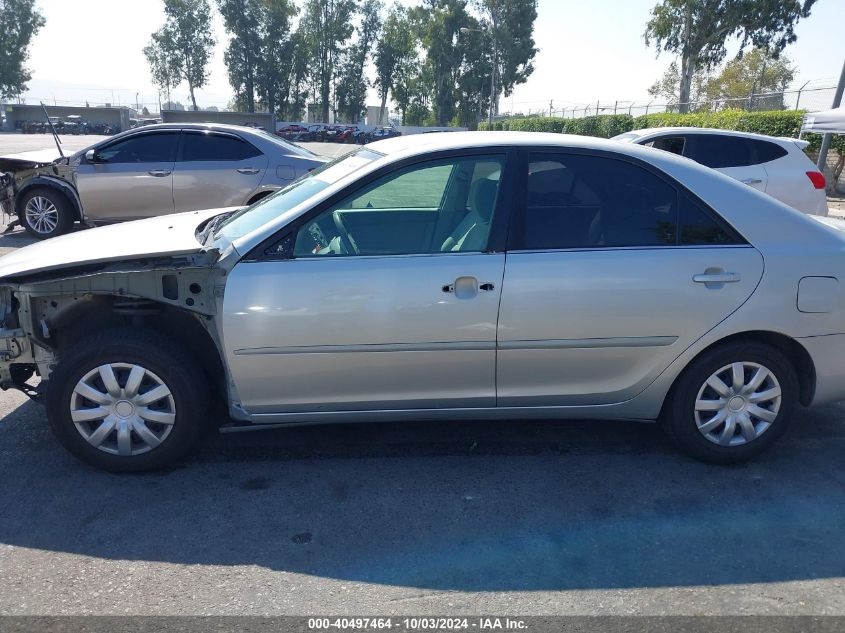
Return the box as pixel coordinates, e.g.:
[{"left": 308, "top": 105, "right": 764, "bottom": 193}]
[
  {"left": 70, "top": 363, "right": 176, "bottom": 456},
  {"left": 24, "top": 196, "right": 59, "bottom": 234},
  {"left": 694, "top": 362, "right": 782, "bottom": 447}
]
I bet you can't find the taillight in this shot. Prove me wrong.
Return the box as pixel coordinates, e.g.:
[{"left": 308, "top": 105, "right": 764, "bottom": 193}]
[{"left": 806, "top": 171, "right": 826, "bottom": 189}]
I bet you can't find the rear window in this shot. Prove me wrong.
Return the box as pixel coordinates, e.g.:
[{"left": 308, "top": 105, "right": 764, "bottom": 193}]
[
  {"left": 686, "top": 135, "right": 753, "bottom": 168},
  {"left": 180, "top": 132, "right": 260, "bottom": 162}
]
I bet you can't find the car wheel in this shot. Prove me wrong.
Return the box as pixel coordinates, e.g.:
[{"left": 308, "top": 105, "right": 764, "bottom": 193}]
[
  {"left": 46, "top": 328, "right": 208, "bottom": 472},
  {"left": 662, "top": 343, "right": 798, "bottom": 464},
  {"left": 19, "top": 187, "right": 73, "bottom": 239}
]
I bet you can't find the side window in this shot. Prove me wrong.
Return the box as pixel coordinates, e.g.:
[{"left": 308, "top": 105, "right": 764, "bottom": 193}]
[
  {"left": 293, "top": 155, "right": 505, "bottom": 257},
  {"left": 180, "top": 132, "right": 261, "bottom": 161},
  {"left": 96, "top": 132, "right": 178, "bottom": 163},
  {"left": 687, "top": 135, "right": 752, "bottom": 168},
  {"left": 646, "top": 135, "right": 685, "bottom": 156},
  {"left": 516, "top": 153, "right": 677, "bottom": 250},
  {"left": 749, "top": 139, "right": 788, "bottom": 164},
  {"left": 678, "top": 195, "right": 742, "bottom": 245}
]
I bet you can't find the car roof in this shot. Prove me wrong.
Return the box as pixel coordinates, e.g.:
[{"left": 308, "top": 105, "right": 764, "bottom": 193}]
[
  {"left": 620, "top": 126, "right": 801, "bottom": 147},
  {"left": 367, "top": 130, "right": 641, "bottom": 156}
]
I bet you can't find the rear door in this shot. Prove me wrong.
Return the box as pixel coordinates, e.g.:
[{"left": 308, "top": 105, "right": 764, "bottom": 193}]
[
  {"left": 172, "top": 130, "right": 268, "bottom": 213},
  {"left": 683, "top": 134, "right": 767, "bottom": 192},
  {"left": 496, "top": 150, "right": 764, "bottom": 407},
  {"left": 76, "top": 130, "right": 178, "bottom": 222}
]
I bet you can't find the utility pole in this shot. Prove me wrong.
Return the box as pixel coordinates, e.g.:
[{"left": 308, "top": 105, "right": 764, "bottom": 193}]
[
  {"left": 549, "top": 100, "right": 553, "bottom": 117},
  {"left": 817, "top": 58, "right": 845, "bottom": 171}
]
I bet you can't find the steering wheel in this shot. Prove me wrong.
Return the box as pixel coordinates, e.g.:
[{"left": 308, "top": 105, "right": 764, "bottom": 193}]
[{"left": 332, "top": 210, "right": 359, "bottom": 255}]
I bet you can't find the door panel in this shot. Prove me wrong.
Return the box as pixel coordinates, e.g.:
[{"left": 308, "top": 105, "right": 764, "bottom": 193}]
[
  {"left": 719, "top": 165, "right": 767, "bottom": 192},
  {"left": 76, "top": 131, "right": 178, "bottom": 221},
  {"left": 77, "top": 162, "right": 175, "bottom": 221},
  {"left": 496, "top": 247, "right": 764, "bottom": 406},
  {"left": 172, "top": 131, "right": 268, "bottom": 213},
  {"left": 223, "top": 254, "right": 505, "bottom": 413}
]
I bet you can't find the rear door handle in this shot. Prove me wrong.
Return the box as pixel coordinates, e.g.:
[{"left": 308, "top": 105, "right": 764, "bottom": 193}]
[
  {"left": 148, "top": 169, "right": 171, "bottom": 177},
  {"left": 693, "top": 272, "right": 741, "bottom": 284},
  {"left": 741, "top": 178, "right": 762, "bottom": 185},
  {"left": 237, "top": 167, "right": 261, "bottom": 175}
]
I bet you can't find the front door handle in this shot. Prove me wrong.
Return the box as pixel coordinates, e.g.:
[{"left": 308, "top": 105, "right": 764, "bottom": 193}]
[
  {"left": 237, "top": 167, "right": 261, "bottom": 175},
  {"left": 741, "top": 177, "right": 762, "bottom": 185},
  {"left": 442, "top": 276, "right": 481, "bottom": 299},
  {"left": 148, "top": 169, "right": 171, "bottom": 177}
]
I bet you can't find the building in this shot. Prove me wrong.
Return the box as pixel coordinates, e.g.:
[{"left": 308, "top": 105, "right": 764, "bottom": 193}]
[{"left": 1, "top": 103, "right": 134, "bottom": 133}]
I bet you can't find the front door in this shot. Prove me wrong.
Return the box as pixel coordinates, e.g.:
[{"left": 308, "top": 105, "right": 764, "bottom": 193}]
[
  {"left": 76, "top": 130, "right": 178, "bottom": 222},
  {"left": 222, "top": 153, "right": 510, "bottom": 414},
  {"left": 497, "top": 151, "right": 764, "bottom": 406}
]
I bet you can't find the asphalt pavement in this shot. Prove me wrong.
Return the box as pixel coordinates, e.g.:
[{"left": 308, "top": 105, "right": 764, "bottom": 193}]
[{"left": 0, "top": 133, "right": 844, "bottom": 617}]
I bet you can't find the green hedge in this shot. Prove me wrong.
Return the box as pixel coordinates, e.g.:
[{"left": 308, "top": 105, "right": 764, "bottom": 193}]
[
  {"left": 482, "top": 114, "right": 636, "bottom": 138},
  {"left": 479, "top": 109, "right": 845, "bottom": 154}
]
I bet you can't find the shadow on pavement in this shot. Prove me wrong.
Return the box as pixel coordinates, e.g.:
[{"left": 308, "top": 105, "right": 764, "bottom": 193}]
[{"left": 0, "top": 396, "right": 844, "bottom": 591}]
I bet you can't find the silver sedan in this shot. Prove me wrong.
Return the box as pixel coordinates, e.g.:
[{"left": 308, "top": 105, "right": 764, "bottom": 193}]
[
  {"left": 13, "top": 122, "right": 325, "bottom": 238},
  {"left": 0, "top": 131, "right": 844, "bottom": 471}
]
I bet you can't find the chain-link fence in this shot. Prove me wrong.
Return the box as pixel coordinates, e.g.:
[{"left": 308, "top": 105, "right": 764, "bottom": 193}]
[{"left": 501, "top": 81, "right": 839, "bottom": 120}]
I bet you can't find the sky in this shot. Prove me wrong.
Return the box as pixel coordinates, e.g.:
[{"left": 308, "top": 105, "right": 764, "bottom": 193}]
[{"left": 18, "top": 0, "right": 845, "bottom": 117}]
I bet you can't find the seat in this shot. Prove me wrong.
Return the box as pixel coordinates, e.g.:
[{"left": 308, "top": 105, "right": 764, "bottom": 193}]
[{"left": 440, "top": 179, "right": 499, "bottom": 252}]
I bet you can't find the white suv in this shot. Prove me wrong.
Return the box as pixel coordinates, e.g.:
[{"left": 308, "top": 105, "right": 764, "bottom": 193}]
[{"left": 613, "top": 127, "right": 828, "bottom": 216}]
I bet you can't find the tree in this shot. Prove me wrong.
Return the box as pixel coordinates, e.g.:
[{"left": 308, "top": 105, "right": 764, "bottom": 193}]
[
  {"left": 475, "top": 0, "right": 537, "bottom": 118},
  {"left": 258, "top": 0, "right": 299, "bottom": 117},
  {"left": 143, "top": 28, "right": 180, "bottom": 107},
  {"left": 217, "top": 0, "right": 262, "bottom": 113},
  {"left": 411, "top": 0, "right": 475, "bottom": 126},
  {"left": 0, "top": 0, "right": 45, "bottom": 100},
  {"left": 647, "top": 60, "right": 711, "bottom": 109},
  {"left": 644, "top": 0, "right": 816, "bottom": 113},
  {"left": 335, "top": 0, "right": 382, "bottom": 123},
  {"left": 147, "top": 0, "right": 214, "bottom": 111},
  {"left": 703, "top": 48, "right": 795, "bottom": 109},
  {"left": 299, "top": 0, "right": 356, "bottom": 122},
  {"left": 374, "top": 4, "right": 415, "bottom": 125}
]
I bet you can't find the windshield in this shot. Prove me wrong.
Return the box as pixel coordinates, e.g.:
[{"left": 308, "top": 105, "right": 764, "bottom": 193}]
[
  {"left": 254, "top": 129, "right": 318, "bottom": 158},
  {"left": 214, "top": 148, "right": 383, "bottom": 241},
  {"left": 611, "top": 132, "right": 642, "bottom": 142}
]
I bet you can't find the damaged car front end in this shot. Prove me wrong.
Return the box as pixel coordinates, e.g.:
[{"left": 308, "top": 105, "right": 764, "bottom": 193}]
[{"left": 0, "top": 208, "right": 237, "bottom": 401}]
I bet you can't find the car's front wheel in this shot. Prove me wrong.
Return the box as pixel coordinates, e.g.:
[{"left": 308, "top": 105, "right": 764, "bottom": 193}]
[
  {"left": 46, "top": 328, "right": 208, "bottom": 472},
  {"left": 662, "top": 343, "right": 799, "bottom": 463},
  {"left": 18, "top": 187, "right": 74, "bottom": 239}
]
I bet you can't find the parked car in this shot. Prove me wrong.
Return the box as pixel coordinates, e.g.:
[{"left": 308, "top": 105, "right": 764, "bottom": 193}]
[
  {"left": 613, "top": 127, "right": 828, "bottom": 216},
  {"left": 2, "top": 131, "right": 845, "bottom": 472},
  {"left": 276, "top": 124, "right": 307, "bottom": 140},
  {"left": 337, "top": 126, "right": 358, "bottom": 143},
  {"left": 0, "top": 123, "right": 326, "bottom": 239}
]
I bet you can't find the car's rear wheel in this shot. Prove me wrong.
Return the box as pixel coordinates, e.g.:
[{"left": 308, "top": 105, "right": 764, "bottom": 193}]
[
  {"left": 19, "top": 187, "right": 74, "bottom": 239},
  {"left": 662, "top": 343, "right": 799, "bottom": 463},
  {"left": 46, "top": 328, "right": 207, "bottom": 472}
]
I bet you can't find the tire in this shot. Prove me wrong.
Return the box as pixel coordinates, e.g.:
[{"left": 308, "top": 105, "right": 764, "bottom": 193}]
[
  {"left": 18, "top": 187, "right": 74, "bottom": 239},
  {"left": 661, "top": 342, "right": 799, "bottom": 464},
  {"left": 45, "top": 328, "right": 208, "bottom": 473}
]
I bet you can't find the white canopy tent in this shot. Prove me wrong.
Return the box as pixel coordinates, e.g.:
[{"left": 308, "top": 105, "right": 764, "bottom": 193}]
[{"left": 802, "top": 107, "right": 845, "bottom": 135}]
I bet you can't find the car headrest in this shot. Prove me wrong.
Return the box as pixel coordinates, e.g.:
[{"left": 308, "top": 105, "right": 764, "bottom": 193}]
[{"left": 470, "top": 178, "right": 498, "bottom": 221}]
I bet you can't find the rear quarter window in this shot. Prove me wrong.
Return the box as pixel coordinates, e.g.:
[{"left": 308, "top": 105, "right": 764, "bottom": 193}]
[{"left": 749, "top": 139, "right": 788, "bottom": 164}]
